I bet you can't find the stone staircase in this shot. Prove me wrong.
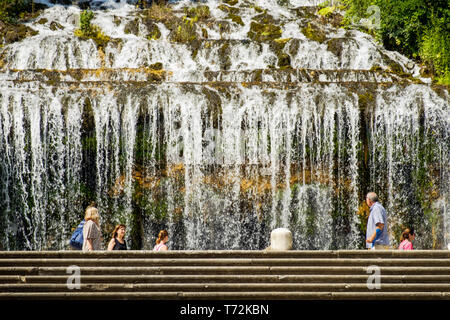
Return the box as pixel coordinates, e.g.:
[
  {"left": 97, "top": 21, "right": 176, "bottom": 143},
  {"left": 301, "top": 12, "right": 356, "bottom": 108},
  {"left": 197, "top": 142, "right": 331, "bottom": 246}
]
[{"left": 0, "top": 250, "right": 449, "bottom": 300}]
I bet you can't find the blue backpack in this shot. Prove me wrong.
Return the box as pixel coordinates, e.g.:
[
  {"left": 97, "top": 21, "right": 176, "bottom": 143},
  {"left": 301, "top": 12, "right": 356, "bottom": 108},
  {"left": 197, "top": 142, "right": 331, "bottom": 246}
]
[{"left": 70, "top": 220, "right": 85, "bottom": 250}]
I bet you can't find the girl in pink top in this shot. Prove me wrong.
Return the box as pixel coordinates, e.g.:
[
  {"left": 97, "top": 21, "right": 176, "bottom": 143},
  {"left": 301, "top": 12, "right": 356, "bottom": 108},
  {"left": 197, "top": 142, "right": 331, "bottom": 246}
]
[
  {"left": 153, "top": 229, "right": 169, "bottom": 251},
  {"left": 398, "top": 228, "right": 415, "bottom": 250}
]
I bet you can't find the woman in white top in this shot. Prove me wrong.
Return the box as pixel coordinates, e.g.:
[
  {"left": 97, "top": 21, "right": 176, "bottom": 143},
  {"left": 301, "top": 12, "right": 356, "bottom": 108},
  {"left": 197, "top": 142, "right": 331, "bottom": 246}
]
[{"left": 153, "top": 230, "right": 169, "bottom": 251}]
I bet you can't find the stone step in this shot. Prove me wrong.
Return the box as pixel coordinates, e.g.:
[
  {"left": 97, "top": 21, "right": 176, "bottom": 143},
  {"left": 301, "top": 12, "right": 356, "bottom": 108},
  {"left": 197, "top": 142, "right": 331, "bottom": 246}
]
[
  {"left": 0, "top": 68, "right": 410, "bottom": 84},
  {"left": 1, "top": 251, "right": 448, "bottom": 300},
  {"left": 1, "top": 283, "right": 450, "bottom": 293},
  {"left": 0, "top": 291, "right": 448, "bottom": 300},
  {"left": 1, "top": 250, "right": 448, "bottom": 259},
  {"left": 0, "top": 258, "right": 448, "bottom": 267},
  {"left": 2, "top": 266, "right": 449, "bottom": 276},
  {"left": 2, "top": 274, "right": 450, "bottom": 284}
]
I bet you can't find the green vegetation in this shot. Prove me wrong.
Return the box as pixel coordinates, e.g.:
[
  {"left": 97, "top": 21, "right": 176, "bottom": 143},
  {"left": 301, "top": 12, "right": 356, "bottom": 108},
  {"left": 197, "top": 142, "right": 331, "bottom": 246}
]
[
  {"left": 75, "top": 10, "right": 110, "bottom": 49},
  {"left": 301, "top": 22, "right": 327, "bottom": 43},
  {"left": 171, "top": 17, "right": 197, "bottom": 43},
  {"left": 0, "top": 0, "right": 30, "bottom": 23},
  {"left": 336, "top": 0, "right": 449, "bottom": 85},
  {"left": 184, "top": 5, "right": 210, "bottom": 22},
  {"left": 171, "top": 5, "right": 210, "bottom": 42},
  {"left": 144, "top": 3, "right": 210, "bottom": 43}
]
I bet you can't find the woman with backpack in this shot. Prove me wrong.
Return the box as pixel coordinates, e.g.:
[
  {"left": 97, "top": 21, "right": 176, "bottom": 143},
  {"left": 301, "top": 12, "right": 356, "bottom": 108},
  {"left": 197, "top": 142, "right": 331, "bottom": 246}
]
[{"left": 83, "top": 205, "right": 102, "bottom": 251}]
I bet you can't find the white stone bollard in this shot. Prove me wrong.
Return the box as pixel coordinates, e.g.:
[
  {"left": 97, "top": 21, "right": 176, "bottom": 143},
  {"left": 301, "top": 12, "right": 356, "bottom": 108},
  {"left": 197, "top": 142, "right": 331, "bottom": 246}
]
[{"left": 268, "top": 228, "right": 293, "bottom": 250}]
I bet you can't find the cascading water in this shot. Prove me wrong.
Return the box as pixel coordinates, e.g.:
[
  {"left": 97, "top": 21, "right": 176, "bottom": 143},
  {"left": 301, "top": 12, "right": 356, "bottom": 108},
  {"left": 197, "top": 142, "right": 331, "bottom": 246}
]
[{"left": 0, "top": 0, "right": 448, "bottom": 250}]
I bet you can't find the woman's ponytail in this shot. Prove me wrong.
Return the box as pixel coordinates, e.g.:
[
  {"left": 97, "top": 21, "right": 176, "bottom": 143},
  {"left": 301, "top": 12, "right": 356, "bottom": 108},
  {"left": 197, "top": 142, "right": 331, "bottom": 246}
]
[{"left": 156, "top": 230, "right": 168, "bottom": 244}]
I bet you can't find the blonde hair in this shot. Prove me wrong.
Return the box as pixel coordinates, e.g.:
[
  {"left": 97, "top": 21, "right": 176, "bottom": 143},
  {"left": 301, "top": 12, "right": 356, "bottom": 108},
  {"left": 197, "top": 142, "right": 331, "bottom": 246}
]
[
  {"left": 84, "top": 206, "right": 100, "bottom": 224},
  {"left": 156, "top": 230, "right": 168, "bottom": 244}
]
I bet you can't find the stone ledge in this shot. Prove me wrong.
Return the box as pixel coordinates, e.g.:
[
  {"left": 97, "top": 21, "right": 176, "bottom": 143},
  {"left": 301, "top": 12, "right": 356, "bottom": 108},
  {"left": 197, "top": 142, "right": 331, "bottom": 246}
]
[{"left": 0, "top": 291, "right": 448, "bottom": 300}]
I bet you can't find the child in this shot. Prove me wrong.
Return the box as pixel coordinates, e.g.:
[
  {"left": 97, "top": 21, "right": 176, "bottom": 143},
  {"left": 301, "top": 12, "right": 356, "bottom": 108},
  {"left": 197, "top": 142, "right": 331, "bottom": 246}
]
[
  {"left": 398, "top": 228, "right": 415, "bottom": 250},
  {"left": 153, "top": 229, "right": 169, "bottom": 251}
]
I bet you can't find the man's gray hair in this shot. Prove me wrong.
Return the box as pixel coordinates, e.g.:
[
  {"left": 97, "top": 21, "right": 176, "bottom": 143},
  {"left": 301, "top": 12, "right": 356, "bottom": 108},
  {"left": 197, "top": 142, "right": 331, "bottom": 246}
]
[{"left": 366, "top": 192, "right": 378, "bottom": 202}]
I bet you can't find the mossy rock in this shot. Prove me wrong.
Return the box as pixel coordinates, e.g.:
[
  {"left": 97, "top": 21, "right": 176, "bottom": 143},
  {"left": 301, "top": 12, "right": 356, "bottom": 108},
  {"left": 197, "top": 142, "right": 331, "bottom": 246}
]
[
  {"left": 124, "top": 18, "right": 140, "bottom": 36},
  {"left": 369, "top": 65, "right": 383, "bottom": 72},
  {"left": 269, "top": 38, "right": 292, "bottom": 69},
  {"left": 184, "top": 5, "right": 210, "bottom": 21},
  {"left": 277, "top": 53, "right": 291, "bottom": 69},
  {"left": 201, "top": 27, "right": 208, "bottom": 38},
  {"left": 170, "top": 21, "right": 197, "bottom": 43},
  {"left": 295, "top": 7, "right": 321, "bottom": 20},
  {"left": 248, "top": 21, "right": 282, "bottom": 42},
  {"left": 217, "top": 21, "right": 232, "bottom": 34},
  {"left": 223, "top": 0, "right": 239, "bottom": 6},
  {"left": 218, "top": 4, "right": 240, "bottom": 15},
  {"left": 326, "top": 38, "right": 344, "bottom": 57},
  {"left": 301, "top": 23, "right": 326, "bottom": 43},
  {"left": 202, "top": 87, "right": 223, "bottom": 129},
  {"left": 145, "top": 4, "right": 175, "bottom": 23},
  {"left": 252, "top": 11, "right": 277, "bottom": 25},
  {"left": 358, "top": 92, "right": 375, "bottom": 110},
  {"left": 188, "top": 39, "right": 202, "bottom": 59},
  {"left": 227, "top": 13, "right": 244, "bottom": 26},
  {"left": 379, "top": 52, "right": 410, "bottom": 77},
  {"left": 149, "top": 62, "right": 163, "bottom": 70},
  {"left": 42, "top": 70, "right": 61, "bottom": 86},
  {"left": 49, "top": 21, "right": 64, "bottom": 31},
  {"left": 387, "top": 62, "right": 413, "bottom": 79},
  {"left": 0, "top": 21, "right": 38, "bottom": 45},
  {"left": 251, "top": 5, "right": 264, "bottom": 13},
  {"left": 113, "top": 15, "right": 121, "bottom": 26},
  {"left": 81, "top": 97, "right": 96, "bottom": 136},
  {"left": 287, "top": 38, "right": 300, "bottom": 57},
  {"left": 252, "top": 69, "right": 263, "bottom": 82},
  {"left": 145, "top": 21, "right": 161, "bottom": 40},
  {"left": 218, "top": 42, "right": 232, "bottom": 70}
]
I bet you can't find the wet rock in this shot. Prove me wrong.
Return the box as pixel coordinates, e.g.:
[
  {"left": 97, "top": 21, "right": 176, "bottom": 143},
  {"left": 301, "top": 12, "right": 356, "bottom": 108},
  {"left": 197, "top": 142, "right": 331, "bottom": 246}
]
[
  {"left": 124, "top": 18, "right": 140, "bottom": 36},
  {"left": 301, "top": 22, "right": 326, "bottom": 43},
  {"left": 0, "top": 21, "right": 38, "bottom": 45},
  {"left": 248, "top": 21, "right": 282, "bottom": 42},
  {"left": 326, "top": 38, "right": 344, "bottom": 58},
  {"left": 49, "top": 21, "right": 64, "bottom": 31}
]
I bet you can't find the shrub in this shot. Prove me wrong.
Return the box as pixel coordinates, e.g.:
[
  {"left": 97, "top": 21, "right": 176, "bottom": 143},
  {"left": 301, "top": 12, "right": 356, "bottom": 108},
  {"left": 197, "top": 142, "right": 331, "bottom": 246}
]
[
  {"left": 147, "top": 3, "right": 174, "bottom": 22},
  {"left": 0, "top": 0, "right": 30, "bottom": 23},
  {"left": 420, "top": 16, "right": 450, "bottom": 84},
  {"left": 170, "top": 17, "right": 197, "bottom": 43},
  {"left": 340, "top": 0, "right": 450, "bottom": 84},
  {"left": 75, "top": 10, "right": 110, "bottom": 49}
]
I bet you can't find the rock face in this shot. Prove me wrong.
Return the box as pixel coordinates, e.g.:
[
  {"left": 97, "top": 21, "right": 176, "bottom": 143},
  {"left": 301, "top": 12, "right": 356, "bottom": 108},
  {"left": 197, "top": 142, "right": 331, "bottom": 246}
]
[{"left": 0, "top": 1, "right": 448, "bottom": 251}]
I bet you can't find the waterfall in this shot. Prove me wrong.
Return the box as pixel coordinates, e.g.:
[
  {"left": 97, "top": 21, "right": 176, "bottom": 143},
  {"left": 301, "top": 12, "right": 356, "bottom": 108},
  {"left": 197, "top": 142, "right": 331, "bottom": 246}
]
[{"left": 0, "top": 1, "right": 448, "bottom": 250}]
